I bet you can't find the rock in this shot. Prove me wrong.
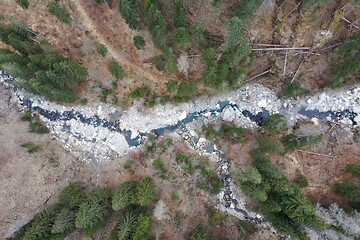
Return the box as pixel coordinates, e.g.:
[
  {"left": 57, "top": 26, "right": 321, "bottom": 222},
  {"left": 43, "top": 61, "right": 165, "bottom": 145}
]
[
  {"left": 198, "top": 137, "right": 206, "bottom": 143},
  {"left": 311, "top": 117, "right": 320, "bottom": 125},
  {"left": 306, "top": 98, "right": 312, "bottom": 104},
  {"left": 119, "top": 122, "right": 126, "bottom": 131},
  {"left": 339, "top": 118, "right": 353, "bottom": 125},
  {"left": 179, "top": 111, "right": 187, "bottom": 121},
  {"left": 353, "top": 106, "right": 360, "bottom": 113},
  {"left": 221, "top": 106, "right": 236, "bottom": 122},
  {"left": 189, "top": 130, "right": 196, "bottom": 136},
  {"left": 354, "top": 115, "right": 360, "bottom": 125},
  {"left": 130, "top": 131, "right": 139, "bottom": 139},
  {"left": 318, "top": 93, "right": 327, "bottom": 103},
  {"left": 204, "top": 112, "right": 211, "bottom": 117},
  {"left": 257, "top": 99, "right": 267, "bottom": 108}
]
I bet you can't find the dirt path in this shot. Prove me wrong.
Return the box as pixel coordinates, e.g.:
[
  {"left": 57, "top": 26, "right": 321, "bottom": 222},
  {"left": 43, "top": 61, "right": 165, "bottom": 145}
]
[{"left": 70, "top": 0, "right": 170, "bottom": 88}]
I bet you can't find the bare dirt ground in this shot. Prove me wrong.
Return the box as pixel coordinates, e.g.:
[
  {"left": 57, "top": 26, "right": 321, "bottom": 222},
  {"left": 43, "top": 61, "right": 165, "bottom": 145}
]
[{"left": 0, "top": 85, "right": 84, "bottom": 237}]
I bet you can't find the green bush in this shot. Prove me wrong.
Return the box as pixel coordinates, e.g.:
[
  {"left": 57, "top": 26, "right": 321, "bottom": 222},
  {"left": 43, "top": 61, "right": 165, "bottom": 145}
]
[
  {"left": 205, "top": 125, "right": 217, "bottom": 140},
  {"left": 96, "top": 43, "right": 108, "bottom": 57},
  {"left": 152, "top": 158, "right": 163, "bottom": 171},
  {"left": 333, "top": 181, "right": 360, "bottom": 202},
  {"left": 133, "top": 35, "right": 146, "bottom": 50},
  {"left": 123, "top": 159, "right": 135, "bottom": 170},
  {"left": 58, "top": 182, "right": 87, "bottom": 209},
  {"left": 295, "top": 172, "right": 309, "bottom": 188},
  {"left": 330, "top": 33, "right": 360, "bottom": 87},
  {"left": 108, "top": 59, "right": 125, "bottom": 80},
  {"left": 206, "top": 207, "right": 221, "bottom": 227},
  {"left": 166, "top": 79, "right": 178, "bottom": 93},
  {"left": 29, "top": 121, "right": 50, "bottom": 134},
  {"left": 119, "top": 0, "right": 139, "bottom": 29},
  {"left": 187, "top": 224, "right": 215, "bottom": 240},
  {"left": 129, "top": 86, "right": 151, "bottom": 98},
  {"left": 346, "top": 163, "right": 360, "bottom": 177},
  {"left": 331, "top": 54, "right": 360, "bottom": 88},
  {"left": 337, "top": 32, "right": 360, "bottom": 57},
  {"left": 212, "top": 0, "right": 221, "bottom": 7},
  {"left": 154, "top": 55, "right": 165, "bottom": 71},
  {"left": 48, "top": 0, "right": 72, "bottom": 24},
  {"left": 256, "top": 136, "right": 285, "bottom": 154},
  {"left": 282, "top": 134, "right": 322, "bottom": 150},
  {"left": 145, "top": 94, "right": 157, "bottom": 107},
  {"left": 21, "top": 111, "right": 32, "bottom": 121},
  {"left": 282, "top": 81, "right": 309, "bottom": 98},
  {"left": 200, "top": 176, "right": 222, "bottom": 195},
  {"left": 112, "top": 181, "right": 137, "bottom": 211},
  {"left": 262, "top": 114, "right": 287, "bottom": 133},
  {"left": 237, "top": 220, "right": 256, "bottom": 239},
  {"left": 174, "top": 210, "right": 185, "bottom": 228},
  {"left": 176, "top": 81, "right": 198, "bottom": 98},
  {"left": 20, "top": 142, "right": 42, "bottom": 153},
  {"left": 135, "top": 177, "right": 156, "bottom": 206},
  {"left": 16, "top": 0, "right": 29, "bottom": 9}
]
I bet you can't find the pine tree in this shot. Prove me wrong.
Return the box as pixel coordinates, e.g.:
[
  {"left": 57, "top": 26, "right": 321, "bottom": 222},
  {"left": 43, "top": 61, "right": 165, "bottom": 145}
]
[
  {"left": 108, "top": 59, "right": 125, "bottom": 80},
  {"left": 48, "top": 0, "right": 72, "bottom": 24},
  {"left": 119, "top": 0, "right": 139, "bottom": 30},
  {"left": 16, "top": 0, "right": 29, "bottom": 9},
  {"left": 112, "top": 181, "right": 137, "bottom": 211},
  {"left": 116, "top": 209, "right": 138, "bottom": 240},
  {"left": 221, "top": 17, "right": 245, "bottom": 53},
  {"left": 173, "top": 1, "right": 186, "bottom": 28},
  {"left": 51, "top": 208, "right": 76, "bottom": 235},
  {"left": 58, "top": 182, "right": 87, "bottom": 209},
  {"left": 131, "top": 211, "right": 151, "bottom": 240},
  {"left": 136, "top": 178, "right": 156, "bottom": 206},
  {"left": 172, "top": 27, "right": 190, "bottom": 50},
  {"left": 75, "top": 189, "right": 112, "bottom": 236},
  {"left": 190, "top": 22, "right": 205, "bottom": 45},
  {"left": 23, "top": 210, "right": 55, "bottom": 240}
]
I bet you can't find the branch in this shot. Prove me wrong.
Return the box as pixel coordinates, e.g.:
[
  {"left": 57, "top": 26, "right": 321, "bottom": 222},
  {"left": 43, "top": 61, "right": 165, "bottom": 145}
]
[
  {"left": 282, "top": 1, "right": 303, "bottom": 21},
  {"left": 340, "top": 16, "right": 359, "bottom": 30},
  {"left": 249, "top": 43, "right": 283, "bottom": 47},
  {"left": 283, "top": 50, "right": 288, "bottom": 76},
  {"left": 291, "top": 58, "right": 305, "bottom": 83},
  {"left": 296, "top": 149, "right": 334, "bottom": 159},
  {"left": 244, "top": 69, "right": 271, "bottom": 83},
  {"left": 252, "top": 47, "right": 311, "bottom": 51}
]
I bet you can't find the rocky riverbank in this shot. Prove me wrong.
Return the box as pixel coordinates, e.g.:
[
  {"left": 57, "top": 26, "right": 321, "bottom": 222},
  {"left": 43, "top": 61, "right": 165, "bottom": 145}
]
[{"left": 1, "top": 71, "right": 359, "bottom": 163}]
